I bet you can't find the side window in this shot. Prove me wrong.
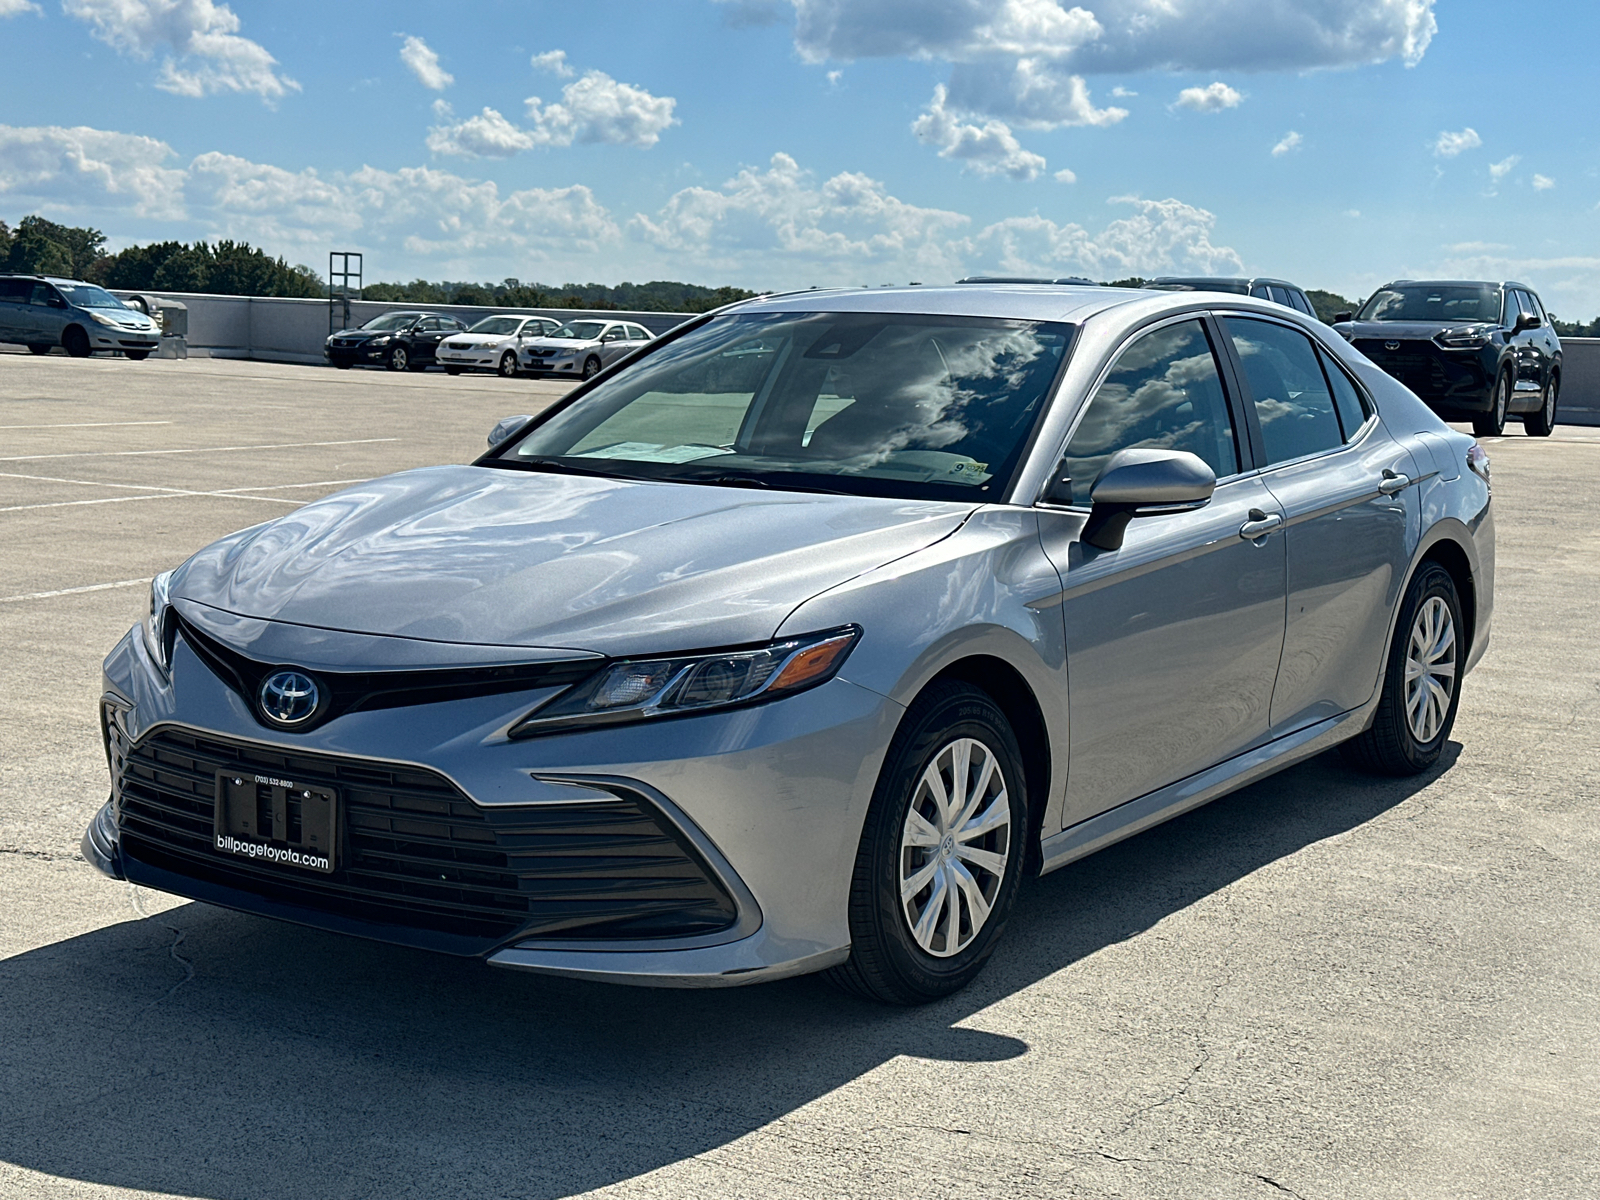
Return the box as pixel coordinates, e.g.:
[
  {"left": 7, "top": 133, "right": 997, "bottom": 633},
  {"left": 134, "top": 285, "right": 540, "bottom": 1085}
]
[
  {"left": 0, "top": 279, "right": 31, "bottom": 302},
  {"left": 1249, "top": 283, "right": 1273, "bottom": 300},
  {"left": 1515, "top": 290, "right": 1540, "bottom": 326},
  {"left": 29, "top": 283, "right": 60, "bottom": 306},
  {"left": 1502, "top": 289, "right": 1523, "bottom": 326},
  {"left": 1059, "top": 319, "right": 1240, "bottom": 506},
  {"left": 628, "top": 325, "right": 650, "bottom": 340},
  {"left": 1267, "top": 285, "right": 1293, "bottom": 308},
  {"left": 1524, "top": 291, "right": 1548, "bottom": 321},
  {"left": 1224, "top": 317, "right": 1344, "bottom": 464},
  {"left": 1317, "top": 347, "right": 1369, "bottom": 441},
  {"left": 1289, "top": 290, "right": 1315, "bottom": 317}
]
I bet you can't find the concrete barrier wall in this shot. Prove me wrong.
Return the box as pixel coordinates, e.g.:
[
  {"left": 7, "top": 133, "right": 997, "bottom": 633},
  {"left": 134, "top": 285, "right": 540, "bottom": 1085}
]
[
  {"left": 1557, "top": 338, "right": 1600, "bottom": 426},
  {"left": 108, "top": 291, "right": 696, "bottom": 366}
]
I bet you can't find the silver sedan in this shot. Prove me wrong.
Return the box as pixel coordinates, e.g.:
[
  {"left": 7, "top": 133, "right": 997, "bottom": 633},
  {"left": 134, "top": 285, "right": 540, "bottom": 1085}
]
[
  {"left": 519, "top": 319, "right": 654, "bottom": 379},
  {"left": 436, "top": 314, "right": 560, "bottom": 377},
  {"left": 85, "top": 285, "right": 1493, "bottom": 1003}
]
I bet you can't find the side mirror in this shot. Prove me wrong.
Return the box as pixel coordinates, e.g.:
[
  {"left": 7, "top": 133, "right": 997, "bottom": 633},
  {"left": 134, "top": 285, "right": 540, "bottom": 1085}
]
[
  {"left": 1514, "top": 311, "right": 1540, "bottom": 332},
  {"left": 487, "top": 414, "right": 533, "bottom": 448},
  {"left": 1078, "top": 449, "right": 1216, "bottom": 551},
  {"left": 1333, "top": 311, "right": 1353, "bottom": 324}
]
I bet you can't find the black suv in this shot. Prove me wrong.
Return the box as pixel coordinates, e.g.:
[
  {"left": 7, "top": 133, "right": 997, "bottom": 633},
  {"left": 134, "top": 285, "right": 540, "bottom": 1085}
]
[
  {"left": 1333, "top": 281, "right": 1561, "bottom": 437},
  {"left": 324, "top": 311, "right": 469, "bottom": 371},
  {"left": 1143, "top": 276, "right": 1319, "bottom": 319}
]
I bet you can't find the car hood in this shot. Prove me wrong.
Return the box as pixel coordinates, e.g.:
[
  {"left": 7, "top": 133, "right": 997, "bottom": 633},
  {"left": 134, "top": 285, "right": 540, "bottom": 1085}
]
[
  {"left": 526, "top": 337, "right": 599, "bottom": 351},
  {"left": 171, "top": 465, "right": 974, "bottom": 657},
  {"left": 443, "top": 333, "right": 507, "bottom": 345},
  {"left": 332, "top": 328, "right": 401, "bottom": 341},
  {"left": 1339, "top": 321, "right": 1496, "bottom": 342}
]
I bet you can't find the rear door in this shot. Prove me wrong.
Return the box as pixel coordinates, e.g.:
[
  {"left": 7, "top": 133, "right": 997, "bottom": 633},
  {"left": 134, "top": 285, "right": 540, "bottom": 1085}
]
[
  {"left": 0, "top": 279, "right": 30, "bottom": 342},
  {"left": 1037, "top": 315, "right": 1287, "bottom": 824},
  {"left": 1516, "top": 290, "right": 1557, "bottom": 395},
  {"left": 1219, "top": 314, "right": 1419, "bottom": 734}
]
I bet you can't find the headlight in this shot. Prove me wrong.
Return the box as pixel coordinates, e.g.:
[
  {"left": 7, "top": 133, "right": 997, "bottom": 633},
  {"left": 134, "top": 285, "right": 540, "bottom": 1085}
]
[
  {"left": 90, "top": 311, "right": 124, "bottom": 327},
  {"left": 1435, "top": 328, "right": 1492, "bottom": 350},
  {"left": 141, "top": 571, "right": 174, "bottom": 670},
  {"left": 371, "top": 335, "right": 391, "bottom": 346},
  {"left": 509, "top": 626, "right": 861, "bottom": 737}
]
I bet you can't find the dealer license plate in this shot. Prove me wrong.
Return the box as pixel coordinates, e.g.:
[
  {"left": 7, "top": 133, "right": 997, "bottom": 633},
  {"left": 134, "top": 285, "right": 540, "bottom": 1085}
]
[{"left": 214, "top": 771, "right": 339, "bottom": 873}]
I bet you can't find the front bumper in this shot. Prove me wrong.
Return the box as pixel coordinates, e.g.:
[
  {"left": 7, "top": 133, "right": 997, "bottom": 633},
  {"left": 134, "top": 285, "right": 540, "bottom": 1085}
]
[
  {"left": 1355, "top": 339, "right": 1497, "bottom": 411},
  {"left": 91, "top": 620, "right": 899, "bottom": 985},
  {"left": 324, "top": 341, "right": 390, "bottom": 365},
  {"left": 437, "top": 346, "right": 505, "bottom": 370},
  {"left": 521, "top": 355, "right": 581, "bottom": 376}
]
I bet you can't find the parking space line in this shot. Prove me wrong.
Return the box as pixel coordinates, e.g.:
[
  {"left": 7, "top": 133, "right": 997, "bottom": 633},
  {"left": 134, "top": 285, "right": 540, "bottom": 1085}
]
[
  {"left": 0, "top": 420, "right": 175, "bottom": 431},
  {"left": 0, "top": 492, "right": 305, "bottom": 514},
  {"left": 0, "top": 578, "right": 151, "bottom": 604},
  {"left": 0, "top": 470, "right": 370, "bottom": 496},
  {"left": 0, "top": 437, "right": 398, "bottom": 463}
]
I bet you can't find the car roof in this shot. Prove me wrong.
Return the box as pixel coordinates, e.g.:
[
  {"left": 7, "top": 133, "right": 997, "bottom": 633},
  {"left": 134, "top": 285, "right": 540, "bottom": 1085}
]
[
  {"left": 1148, "top": 276, "right": 1302, "bottom": 289},
  {"left": 1380, "top": 279, "right": 1531, "bottom": 290},
  {"left": 730, "top": 284, "right": 1148, "bottom": 323}
]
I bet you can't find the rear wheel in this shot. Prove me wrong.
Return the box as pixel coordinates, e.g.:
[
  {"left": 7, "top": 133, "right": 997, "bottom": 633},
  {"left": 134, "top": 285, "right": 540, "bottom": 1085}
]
[
  {"left": 1342, "top": 561, "right": 1463, "bottom": 775},
  {"left": 1471, "top": 370, "right": 1510, "bottom": 438},
  {"left": 825, "top": 681, "right": 1028, "bottom": 1004},
  {"left": 444, "top": 366, "right": 463, "bottom": 376},
  {"left": 387, "top": 345, "right": 408, "bottom": 372},
  {"left": 498, "top": 351, "right": 519, "bottom": 378},
  {"left": 62, "top": 326, "right": 91, "bottom": 358},
  {"left": 582, "top": 355, "right": 601, "bottom": 380},
  {"left": 26, "top": 344, "right": 51, "bottom": 356},
  {"left": 1523, "top": 373, "right": 1558, "bottom": 437}
]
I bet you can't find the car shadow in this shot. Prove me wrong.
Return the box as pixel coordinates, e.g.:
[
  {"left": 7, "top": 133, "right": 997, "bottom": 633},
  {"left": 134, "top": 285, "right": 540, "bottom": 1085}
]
[{"left": 0, "top": 745, "right": 1454, "bottom": 1200}]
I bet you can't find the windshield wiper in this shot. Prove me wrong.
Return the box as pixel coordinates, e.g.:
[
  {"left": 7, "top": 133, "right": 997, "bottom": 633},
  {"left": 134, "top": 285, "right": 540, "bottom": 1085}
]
[
  {"left": 676, "top": 470, "right": 852, "bottom": 496},
  {"left": 486, "top": 457, "right": 645, "bottom": 482}
]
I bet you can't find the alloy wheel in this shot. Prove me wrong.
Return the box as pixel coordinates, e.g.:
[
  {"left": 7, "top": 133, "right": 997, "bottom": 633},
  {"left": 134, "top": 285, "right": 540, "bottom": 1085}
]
[
  {"left": 898, "top": 737, "right": 1012, "bottom": 958},
  {"left": 1404, "top": 596, "right": 1457, "bottom": 743},
  {"left": 1495, "top": 374, "right": 1510, "bottom": 428},
  {"left": 499, "top": 352, "right": 517, "bottom": 378},
  {"left": 389, "top": 346, "right": 407, "bottom": 371}
]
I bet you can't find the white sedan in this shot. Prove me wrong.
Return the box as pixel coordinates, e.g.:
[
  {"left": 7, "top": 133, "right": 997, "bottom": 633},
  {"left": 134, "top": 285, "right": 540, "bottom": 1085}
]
[
  {"left": 519, "top": 320, "right": 656, "bottom": 379},
  {"left": 437, "top": 315, "right": 561, "bottom": 378}
]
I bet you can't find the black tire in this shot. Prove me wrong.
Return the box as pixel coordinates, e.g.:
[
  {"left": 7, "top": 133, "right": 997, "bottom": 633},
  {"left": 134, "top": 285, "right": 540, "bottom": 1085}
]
[
  {"left": 387, "top": 345, "right": 408, "bottom": 372},
  {"left": 581, "top": 355, "right": 601, "bottom": 380},
  {"left": 331, "top": 360, "right": 352, "bottom": 369},
  {"left": 62, "top": 326, "right": 91, "bottom": 358},
  {"left": 125, "top": 350, "right": 150, "bottom": 362},
  {"left": 1471, "top": 370, "right": 1511, "bottom": 438},
  {"left": 825, "top": 681, "right": 1029, "bottom": 1005},
  {"left": 444, "top": 366, "right": 463, "bottom": 376},
  {"left": 1523, "top": 373, "right": 1558, "bottom": 437},
  {"left": 1342, "top": 561, "right": 1464, "bottom": 776},
  {"left": 26, "top": 344, "right": 51, "bottom": 356},
  {"left": 498, "top": 352, "right": 519, "bottom": 378}
]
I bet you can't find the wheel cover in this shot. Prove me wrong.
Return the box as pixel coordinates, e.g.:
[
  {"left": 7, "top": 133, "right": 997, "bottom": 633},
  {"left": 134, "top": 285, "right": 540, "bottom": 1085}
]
[
  {"left": 898, "top": 737, "right": 1011, "bottom": 958},
  {"left": 1404, "top": 596, "right": 1457, "bottom": 743},
  {"left": 392, "top": 347, "right": 407, "bottom": 369},
  {"left": 583, "top": 358, "right": 599, "bottom": 378},
  {"left": 500, "top": 353, "right": 515, "bottom": 376}
]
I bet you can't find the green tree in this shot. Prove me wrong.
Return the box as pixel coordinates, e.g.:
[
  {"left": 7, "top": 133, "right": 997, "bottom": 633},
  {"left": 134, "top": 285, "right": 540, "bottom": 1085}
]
[{"left": 1305, "top": 288, "right": 1360, "bottom": 323}]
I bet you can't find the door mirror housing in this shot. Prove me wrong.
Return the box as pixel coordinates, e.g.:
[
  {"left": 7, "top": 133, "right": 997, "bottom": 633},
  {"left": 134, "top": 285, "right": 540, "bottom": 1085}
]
[
  {"left": 1513, "top": 311, "right": 1540, "bottom": 333},
  {"left": 1078, "top": 448, "right": 1217, "bottom": 551},
  {"left": 487, "top": 414, "right": 534, "bottom": 448},
  {"left": 1333, "top": 311, "right": 1353, "bottom": 324}
]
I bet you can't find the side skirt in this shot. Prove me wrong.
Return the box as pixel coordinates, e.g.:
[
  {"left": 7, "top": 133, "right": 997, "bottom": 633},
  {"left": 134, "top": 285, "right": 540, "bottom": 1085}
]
[{"left": 1038, "top": 705, "right": 1373, "bottom": 876}]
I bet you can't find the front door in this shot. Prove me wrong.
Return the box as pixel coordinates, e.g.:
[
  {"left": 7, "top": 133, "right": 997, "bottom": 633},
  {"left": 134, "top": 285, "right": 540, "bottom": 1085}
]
[
  {"left": 1219, "top": 314, "right": 1418, "bottom": 732},
  {"left": 26, "top": 283, "right": 68, "bottom": 346},
  {"left": 1038, "top": 316, "right": 1287, "bottom": 825}
]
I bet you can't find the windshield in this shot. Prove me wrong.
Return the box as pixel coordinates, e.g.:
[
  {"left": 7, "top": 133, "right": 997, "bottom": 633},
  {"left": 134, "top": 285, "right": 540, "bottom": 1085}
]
[
  {"left": 549, "top": 321, "right": 606, "bottom": 340},
  {"left": 360, "top": 312, "right": 419, "bottom": 331},
  {"left": 1359, "top": 285, "right": 1502, "bottom": 324},
  {"left": 56, "top": 283, "right": 131, "bottom": 310},
  {"left": 468, "top": 316, "right": 521, "bottom": 336},
  {"left": 496, "top": 311, "right": 1073, "bottom": 501}
]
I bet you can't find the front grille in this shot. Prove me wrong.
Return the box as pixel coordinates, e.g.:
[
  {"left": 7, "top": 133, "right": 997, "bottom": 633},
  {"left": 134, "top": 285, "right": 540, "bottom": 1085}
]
[
  {"left": 112, "top": 725, "right": 739, "bottom": 954},
  {"left": 1357, "top": 341, "right": 1448, "bottom": 392}
]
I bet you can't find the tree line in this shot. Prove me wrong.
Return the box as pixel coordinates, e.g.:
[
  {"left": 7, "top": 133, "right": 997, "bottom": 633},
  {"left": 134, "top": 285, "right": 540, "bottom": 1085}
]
[{"left": 4, "top": 212, "right": 1598, "bottom": 331}]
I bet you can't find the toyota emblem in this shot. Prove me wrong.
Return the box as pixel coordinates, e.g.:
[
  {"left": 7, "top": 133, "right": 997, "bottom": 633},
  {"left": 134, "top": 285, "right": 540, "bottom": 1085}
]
[
  {"left": 1384, "top": 341, "right": 1401, "bottom": 351},
  {"left": 259, "top": 669, "right": 321, "bottom": 726}
]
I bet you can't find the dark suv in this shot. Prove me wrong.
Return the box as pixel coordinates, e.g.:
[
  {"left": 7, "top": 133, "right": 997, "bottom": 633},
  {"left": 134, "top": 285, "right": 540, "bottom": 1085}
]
[
  {"left": 1144, "top": 277, "right": 1319, "bottom": 319},
  {"left": 324, "top": 311, "right": 469, "bottom": 371},
  {"left": 1333, "top": 281, "right": 1561, "bottom": 437}
]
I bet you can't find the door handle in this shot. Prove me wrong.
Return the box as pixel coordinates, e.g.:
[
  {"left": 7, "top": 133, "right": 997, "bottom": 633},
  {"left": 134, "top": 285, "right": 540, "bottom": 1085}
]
[
  {"left": 1377, "top": 469, "right": 1410, "bottom": 495},
  {"left": 1239, "top": 509, "right": 1284, "bottom": 540}
]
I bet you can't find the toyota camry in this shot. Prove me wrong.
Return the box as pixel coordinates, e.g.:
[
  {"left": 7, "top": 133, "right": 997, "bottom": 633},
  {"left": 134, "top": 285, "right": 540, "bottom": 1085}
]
[{"left": 85, "top": 285, "right": 1494, "bottom": 1003}]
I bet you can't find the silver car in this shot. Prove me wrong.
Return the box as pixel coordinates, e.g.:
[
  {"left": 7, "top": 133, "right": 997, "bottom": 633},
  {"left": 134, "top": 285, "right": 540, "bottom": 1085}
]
[
  {"left": 84, "top": 285, "right": 1493, "bottom": 1003},
  {"left": 520, "top": 318, "right": 654, "bottom": 379},
  {"left": 0, "top": 274, "right": 160, "bottom": 359},
  {"left": 436, "top": 314, "right": 560, "bottom": 377}
]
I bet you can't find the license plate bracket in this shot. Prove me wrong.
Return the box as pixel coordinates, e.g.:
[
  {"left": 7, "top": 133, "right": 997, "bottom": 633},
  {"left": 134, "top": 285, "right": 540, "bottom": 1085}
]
[{"left": 214, "top": 771, "right": 339, "bottom": 874}]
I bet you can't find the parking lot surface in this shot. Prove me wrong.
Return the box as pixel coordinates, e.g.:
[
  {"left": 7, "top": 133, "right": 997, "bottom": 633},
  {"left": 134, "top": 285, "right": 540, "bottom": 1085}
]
[{"left": 2, "top": 353, "right": 1597, "bottom": 1200}]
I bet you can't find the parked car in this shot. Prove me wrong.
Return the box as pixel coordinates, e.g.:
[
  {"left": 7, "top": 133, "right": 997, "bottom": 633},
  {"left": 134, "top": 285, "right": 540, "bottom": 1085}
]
[
  {"left": 436, "top": 314, "right": 562, "bottom": 377},
  {"left": 1145, "top": 276, "right": 1319, "bottom": 320},
  {"left": 324, "top": 311, "right": 469, "bottom": 371},
  {"left": 519, "top": 319, "right": 654, "bottom": 379},
  {"left": 0, "top": 274, "right": 160, "bottom": 359},
  {"left": 85, "top": 285, "right": 1493, "bottom": 1004},
  {"left": 1331, "top": 280, "right": 1561, "bottom": 437}
]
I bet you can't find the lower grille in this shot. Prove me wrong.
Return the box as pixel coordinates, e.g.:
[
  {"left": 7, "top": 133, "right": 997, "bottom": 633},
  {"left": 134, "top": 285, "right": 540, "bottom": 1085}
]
[{"left": 112, "top": 725, "right": 739, "bottom": 954}]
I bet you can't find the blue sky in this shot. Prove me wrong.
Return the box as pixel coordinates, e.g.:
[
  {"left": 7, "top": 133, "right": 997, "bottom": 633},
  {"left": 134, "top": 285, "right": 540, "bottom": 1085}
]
[{"left": 3, "top": 0, "right": 1598, "bottom": 316}]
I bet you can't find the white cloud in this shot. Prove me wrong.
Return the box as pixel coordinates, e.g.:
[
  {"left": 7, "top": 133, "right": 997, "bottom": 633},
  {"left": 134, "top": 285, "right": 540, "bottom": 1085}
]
[
  {"left": 0, "top": 122, "right": 185, "bottom": 218},
  {"left": 399, "top": 35, "right": 452, "bottom": 91},
  {"left": 1271, "top": 130, "right": 1303, "bottom": 156},
  {"left": 1433, "top": 127, "right": 1482, "bottom": 158},
  {"left": 911, "top": 86, "right": 1047, "bottom": 180},
  {"left": 944, "top": 58, "right": 1127, "bottom": 128},
  {"left": 1532, "top": 174, "right": 1554, "bottom": 191},
  {"left": 0, "top": 0, "right": 41, "bottom": 16},
  {"left": 531, "top": 49, "right": 575, "bottom": 77},
  {"left": 1110, "top": 85, "right": 1136, "bottom": 97},
  {"left": 1489, "top": 154, "right": 1520, "bottom": 181},
  {"left": 1054, "top": 167, "right": 1077, "bottom": 183},
  {"left": 1174, "top": 81, "right": 1243, "bottom": 113},
  {"left": 969, "top": 195, "right": 1243, "bottom": 279},
  {"left": 1344, "top": 208, "right": 1361, "bottom": 218},
  {"left": 426, "top": 103, "right": 536, "bottom": 158},
  {"left": 826, "top": 68, "right": 843, "bottom": 84},
  {"left": 1433, "top": 248, "right": 1600, "bottom": 318},
  {"left": 62, "top": 0, "right": 298, "bottom": 103}
]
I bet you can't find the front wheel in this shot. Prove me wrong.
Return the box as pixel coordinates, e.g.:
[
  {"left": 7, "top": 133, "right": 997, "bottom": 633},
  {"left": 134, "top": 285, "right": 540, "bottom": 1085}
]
[
  {"left": 825, "top": 682, "right": 1028, "bottom": 1004},
  {"left": 1523, "top": 374, "right": 1558, "bottom": 437},
  {"left": 1471, "top": 371, "right": 1510, "bottom": 438},
  {"left": 498, "top": 351, "right": 519, "bottom": 378},
  {"left": 26, "top": 344, "right": 51, "bottom": 356},
  {"left": 387, "top": 345, "right": 408, "bottom": 372},
  {"left": 62, "top": 326, "right": 91, "bottom": 358},
  {"left": 125, "top": 350, "right": 150, "bottom": 361},
  {"left": 444, "top": 366, "right": 463, "bottom": 376},
  {"left": 1342, "top": 561, "right": 1463, "bottom": 775},
  {"left": 581, "top": 355, "right": 601, "bottom": 380}
]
